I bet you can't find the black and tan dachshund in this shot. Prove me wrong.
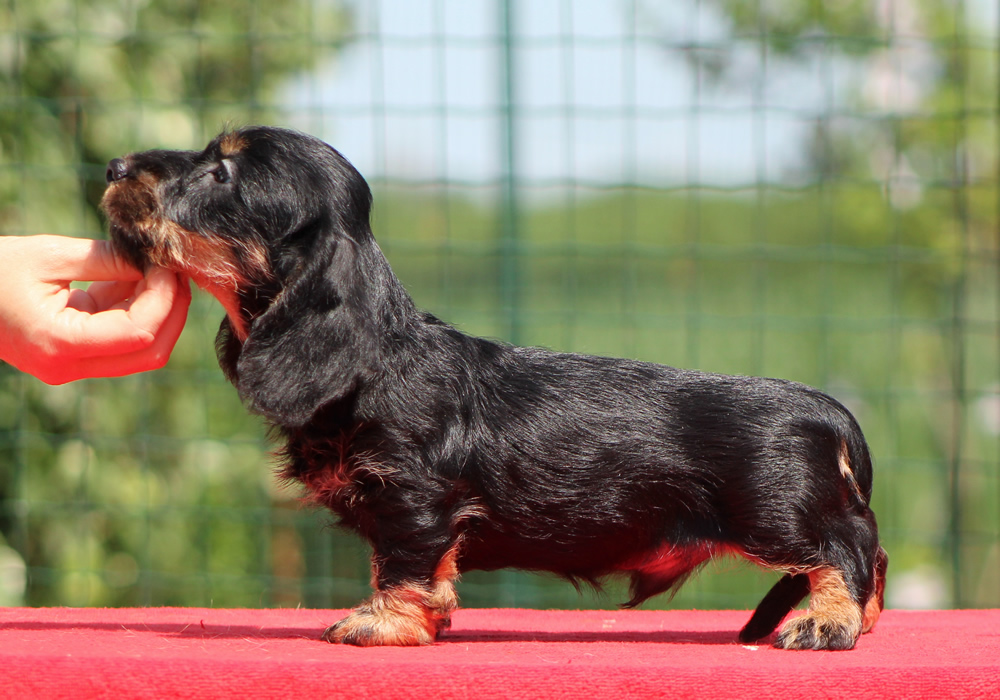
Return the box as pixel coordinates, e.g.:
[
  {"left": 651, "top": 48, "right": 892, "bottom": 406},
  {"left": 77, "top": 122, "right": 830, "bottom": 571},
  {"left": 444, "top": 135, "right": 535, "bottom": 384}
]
[{"left": 102, "top": 126, "right": 887, "bottom": 650}]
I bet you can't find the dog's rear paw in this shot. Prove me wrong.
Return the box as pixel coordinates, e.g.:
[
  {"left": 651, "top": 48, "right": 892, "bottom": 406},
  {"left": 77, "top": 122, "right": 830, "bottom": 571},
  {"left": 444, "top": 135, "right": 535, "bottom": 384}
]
[{"left": 774, "top": 613, "right": 860, "bottom": 651}]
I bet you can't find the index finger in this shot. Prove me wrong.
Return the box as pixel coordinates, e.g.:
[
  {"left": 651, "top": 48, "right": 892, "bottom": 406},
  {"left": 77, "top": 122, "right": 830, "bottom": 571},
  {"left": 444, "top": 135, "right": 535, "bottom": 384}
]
[{"left": 29, "top": 235, "right": 144, "bottom": 284}]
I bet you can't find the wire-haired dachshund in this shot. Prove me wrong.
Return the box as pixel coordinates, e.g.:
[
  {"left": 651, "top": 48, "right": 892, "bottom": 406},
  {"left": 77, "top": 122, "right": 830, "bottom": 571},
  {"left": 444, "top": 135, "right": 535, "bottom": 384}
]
[{"left": 102, "top": 126, "right": 887, "bottom": 650}]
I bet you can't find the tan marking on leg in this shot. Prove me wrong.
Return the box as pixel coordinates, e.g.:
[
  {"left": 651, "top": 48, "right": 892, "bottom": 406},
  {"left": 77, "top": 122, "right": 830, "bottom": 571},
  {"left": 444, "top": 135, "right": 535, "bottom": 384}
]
[
  {"left": 428, "top": 542, "right": 462, "bottom": 635},
  {"left": 808, "top": 568, "right": 863, "bottom": 632},
  {"left": 862, "top": 547, "right": 888, "bottom": 634},
  {"left": 323, "top": 586, "right": 438, "bottom": 647},
  {"left": 776, "top": 568, "right": 863, "bottom": 650},
  {"left": 325, "top": 544, "right": 462, "bottom": 646},
  {"left": 861, "top": 592, "right": 882, "bottom": 633}
]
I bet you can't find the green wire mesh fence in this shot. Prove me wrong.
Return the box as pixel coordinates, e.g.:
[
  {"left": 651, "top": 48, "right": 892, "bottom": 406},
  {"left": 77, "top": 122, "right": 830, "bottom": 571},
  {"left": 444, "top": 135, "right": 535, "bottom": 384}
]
[{"left": 1, "top": 0, "right": 998, "bottom": 611}]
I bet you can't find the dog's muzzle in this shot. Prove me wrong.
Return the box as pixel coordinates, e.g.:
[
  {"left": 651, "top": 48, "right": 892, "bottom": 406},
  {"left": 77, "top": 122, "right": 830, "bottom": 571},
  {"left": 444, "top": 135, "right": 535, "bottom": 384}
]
[{"left": 106, "top": 158, "right": 129, "bottom": 183}]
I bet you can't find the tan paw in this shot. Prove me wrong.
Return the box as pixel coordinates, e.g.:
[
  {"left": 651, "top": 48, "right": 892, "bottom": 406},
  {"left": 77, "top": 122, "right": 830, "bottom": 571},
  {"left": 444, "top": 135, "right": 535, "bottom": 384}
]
[
  {"left": 322, "top": 607, "right": 435, "bottom": 646},
  {"left": 322, "top": 588, "right": 439, "bottom": 647},
  {"left": 775, "top": 612, "right": 861, "bottom": 651}
]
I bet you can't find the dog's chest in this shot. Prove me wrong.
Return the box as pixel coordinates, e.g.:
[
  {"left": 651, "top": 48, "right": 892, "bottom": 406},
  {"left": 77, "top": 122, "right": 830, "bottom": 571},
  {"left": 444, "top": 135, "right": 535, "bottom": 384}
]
[{"left": 280, "top": 431, "right": 390, "bottom": 519}]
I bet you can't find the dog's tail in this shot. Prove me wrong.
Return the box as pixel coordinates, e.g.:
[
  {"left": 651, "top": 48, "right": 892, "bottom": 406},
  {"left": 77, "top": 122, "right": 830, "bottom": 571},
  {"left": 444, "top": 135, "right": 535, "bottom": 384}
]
[
  {"left": 838, "top": 421, "right": 875, "bottom": 510},
  {"left": 838, "top": 419, "right": 889, "bottom": 635},
  {"left": 810, "top": 387, "right": 876, "bottom": 510}
]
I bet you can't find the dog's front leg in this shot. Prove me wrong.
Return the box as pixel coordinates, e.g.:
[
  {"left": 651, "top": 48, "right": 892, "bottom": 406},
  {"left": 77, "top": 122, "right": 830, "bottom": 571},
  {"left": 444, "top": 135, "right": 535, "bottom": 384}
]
[
  {"left": 323, "top": 536, "right": 461, "bottom": 647},
  {"left": 322, "top": 585, "right": 439, "bottom": 646}
]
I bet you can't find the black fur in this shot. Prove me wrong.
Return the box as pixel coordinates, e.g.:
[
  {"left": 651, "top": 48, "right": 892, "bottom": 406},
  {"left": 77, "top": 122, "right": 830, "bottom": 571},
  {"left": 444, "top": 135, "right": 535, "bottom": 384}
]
[{"left": 102, "top": 126, "right": 887, "bottom": 650}]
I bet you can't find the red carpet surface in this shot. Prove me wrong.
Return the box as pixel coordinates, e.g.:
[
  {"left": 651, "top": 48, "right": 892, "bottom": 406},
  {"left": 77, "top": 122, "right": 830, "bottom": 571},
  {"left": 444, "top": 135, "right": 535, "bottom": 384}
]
[{"left": 1, "top": 607, "right": 997, "bottom": 698}]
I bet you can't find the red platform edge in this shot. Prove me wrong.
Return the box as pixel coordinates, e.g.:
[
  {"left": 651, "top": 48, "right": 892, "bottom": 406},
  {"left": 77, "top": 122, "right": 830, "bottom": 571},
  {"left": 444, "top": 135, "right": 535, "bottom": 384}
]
[{"left": 1, "top": 607, "right": 997, "bottom": 699}]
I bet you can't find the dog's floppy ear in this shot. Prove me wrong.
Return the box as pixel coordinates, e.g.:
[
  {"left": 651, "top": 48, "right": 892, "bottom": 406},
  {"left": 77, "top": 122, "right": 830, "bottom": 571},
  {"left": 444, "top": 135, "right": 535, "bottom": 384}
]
[{"left": 233, "top": 228, "right": 377, "bottom": 427}]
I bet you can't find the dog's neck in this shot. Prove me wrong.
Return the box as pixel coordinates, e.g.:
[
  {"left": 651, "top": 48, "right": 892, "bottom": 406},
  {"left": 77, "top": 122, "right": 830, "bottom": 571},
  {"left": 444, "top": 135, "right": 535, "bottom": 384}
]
[
  {"left": 199, "top": 273, "right": 284, "bottom": 344},
  {"left": 197, "top": 279, "right": 249, "bottom": 341}
]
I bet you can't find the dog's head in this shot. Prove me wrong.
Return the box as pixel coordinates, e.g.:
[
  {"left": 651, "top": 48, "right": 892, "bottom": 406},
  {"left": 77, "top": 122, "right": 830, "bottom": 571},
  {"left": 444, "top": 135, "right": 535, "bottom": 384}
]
[{"left": 102, "top": 126, "right": 396, "bottom": 426}]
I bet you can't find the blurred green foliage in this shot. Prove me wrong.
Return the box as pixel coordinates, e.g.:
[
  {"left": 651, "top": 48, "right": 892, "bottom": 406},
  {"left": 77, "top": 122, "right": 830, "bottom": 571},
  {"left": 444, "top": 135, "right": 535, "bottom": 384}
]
[
  {"left": 0, "top": 0, "right": 350, "bottom": 234},
  {"left": 1, "top": 0, "right": 998, "bottom": 612}
]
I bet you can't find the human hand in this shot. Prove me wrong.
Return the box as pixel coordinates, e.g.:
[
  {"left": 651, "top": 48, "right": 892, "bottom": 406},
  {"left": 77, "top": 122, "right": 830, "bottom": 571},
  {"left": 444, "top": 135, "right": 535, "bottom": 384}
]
[{"left": 0, "top": 235, "right": 191, "bottom": 384}]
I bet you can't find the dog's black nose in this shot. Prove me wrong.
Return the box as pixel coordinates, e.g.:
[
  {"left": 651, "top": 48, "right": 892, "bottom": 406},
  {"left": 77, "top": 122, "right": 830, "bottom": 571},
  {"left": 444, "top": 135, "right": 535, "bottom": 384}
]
[{"left": 106, "top": 158, "right": 129, "bottom": 183}]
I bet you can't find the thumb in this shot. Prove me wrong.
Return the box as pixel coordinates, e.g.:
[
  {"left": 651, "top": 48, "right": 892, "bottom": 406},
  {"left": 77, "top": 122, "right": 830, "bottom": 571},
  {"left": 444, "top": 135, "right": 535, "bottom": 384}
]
[{"left": 127, "top": 268, "right": 191, "bottom": 337}]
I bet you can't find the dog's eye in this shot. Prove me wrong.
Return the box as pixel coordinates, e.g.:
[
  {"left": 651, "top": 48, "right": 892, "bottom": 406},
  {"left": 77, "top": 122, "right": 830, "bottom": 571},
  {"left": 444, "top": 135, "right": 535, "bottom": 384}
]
[{"left": 213, "top": 162, "right": 231, "bottom": 184}]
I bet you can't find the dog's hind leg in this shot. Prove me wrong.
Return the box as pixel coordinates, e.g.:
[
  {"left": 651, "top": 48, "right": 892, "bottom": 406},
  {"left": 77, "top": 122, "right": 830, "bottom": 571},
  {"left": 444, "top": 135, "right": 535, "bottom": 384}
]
[
  {"left": 738, "top": 572, "right": 810, "bottom": 644},
  {"left": 774, "top": 555, "right": 890, "bottom": 652},
  {"left": 773, "top": 567, "right": 863, "bottom": 650},
  {"left": 426, "top": 540, "right": 462, "bottom": 635},
  {"left": 773, "top": 517, "right": 883, "bottom": 651},
  {"left": 861, "top": 545, "right": 888, "bottom": 634}
]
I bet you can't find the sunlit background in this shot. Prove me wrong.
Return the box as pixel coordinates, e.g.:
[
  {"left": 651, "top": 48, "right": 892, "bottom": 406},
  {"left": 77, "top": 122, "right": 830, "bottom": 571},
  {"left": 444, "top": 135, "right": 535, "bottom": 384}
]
[{"left": 1, "top": 0, "right": 998, "bottom": 612}]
